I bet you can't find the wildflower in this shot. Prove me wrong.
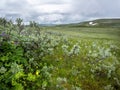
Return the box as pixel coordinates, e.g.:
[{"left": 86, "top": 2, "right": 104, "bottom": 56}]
[
  {"left": 36, "top": 70, "right": 40, "bottom": 75},
  {"left": 59, "top": 57, "right": 62, "bottom": 60},
  {"left": 11, "top": 41, "right": 14, "bottom": 44},
  {"left": 0, "top": 32, "right": 6, "bottom": 37}
]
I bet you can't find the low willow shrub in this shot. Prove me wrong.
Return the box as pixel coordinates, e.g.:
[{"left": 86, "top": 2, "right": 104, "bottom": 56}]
[{"left": 0, "top": 34, "right": 54, "bottom": 90}]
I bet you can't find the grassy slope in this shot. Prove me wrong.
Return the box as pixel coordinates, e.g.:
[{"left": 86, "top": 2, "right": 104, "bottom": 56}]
[
  {"left": 42, "top": 19, "right": 120, "bottom": 89},
  {"left": 42, "top": 19, "right": 120, "bottom": 41},
  {"left": 57, "top": 18, "right": 120, "bottom": 27},
  {"left": 0, "top": 18, "right": 120, "bottom": 90},
  {"left": 44, "top": 26, "right": 120, "bottom": 41}
]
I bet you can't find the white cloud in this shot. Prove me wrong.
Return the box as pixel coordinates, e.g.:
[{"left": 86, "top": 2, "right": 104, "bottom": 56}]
[
  {"left": 0, "top": 0, "right": 120, "bottom": 24},
  {"left": 33, "top": 4, "right": 71, "bottom": 13},
  {"left": 38, "top": 14, "right": 64, "bottom": 24}
]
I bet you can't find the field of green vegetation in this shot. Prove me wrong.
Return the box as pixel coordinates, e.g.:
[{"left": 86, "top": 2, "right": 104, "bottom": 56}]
[{"left": 0, "top": 18, "right": 120, "bottom": 90}]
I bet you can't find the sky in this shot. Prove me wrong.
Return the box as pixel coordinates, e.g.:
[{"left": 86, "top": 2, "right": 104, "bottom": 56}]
[{"left": 0, "top": 0, "right": 120, "bottom": 24}]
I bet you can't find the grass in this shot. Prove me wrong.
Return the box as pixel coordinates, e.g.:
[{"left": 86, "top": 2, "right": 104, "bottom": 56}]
[
  {"left": 44, "top": 26, "right": 120, "bottom": 41},
  {"left": 41, "top": 25, "right": 120, "bottom": 89},
  {"left": 0, "top": 18, "right": 120, "bottom": 90}
]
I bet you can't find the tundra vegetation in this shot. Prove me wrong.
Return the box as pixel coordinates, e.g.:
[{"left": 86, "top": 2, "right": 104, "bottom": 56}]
[{"left": 0, "top": 17, "right": 120, "bottom": 90}]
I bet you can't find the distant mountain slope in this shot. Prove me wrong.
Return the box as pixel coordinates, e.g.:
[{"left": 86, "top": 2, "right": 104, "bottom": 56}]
[
  {"left": 56, "top": 19, "right": 120, "bottom": 28},
  {"left": 81, "top": 19, "right": 120, "bottom": 27}
]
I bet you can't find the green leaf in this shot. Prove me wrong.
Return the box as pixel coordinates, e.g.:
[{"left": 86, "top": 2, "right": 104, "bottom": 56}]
[
  {"left": 0, "top": 66, "right": 7, "bottom": 74},
  {"left": 1, "top": 56, "right": 9, "bottom": 61},
  {"left": 42, "top": 80, "right": 48, "bottom": 89},
  {"left": 27, "top": 73, "right": 36, "bottom": 81}
]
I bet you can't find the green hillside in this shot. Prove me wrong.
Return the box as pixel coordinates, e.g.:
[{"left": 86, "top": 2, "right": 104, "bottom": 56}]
[
  {"left": 0, "top": 18, "right": 120, "bottom": 90},
  {"left": 54, "top": 19, "right": 120, "bottom": 28},
  {"left": 44, "top": 19, "right": 120, "bottom": 41}
]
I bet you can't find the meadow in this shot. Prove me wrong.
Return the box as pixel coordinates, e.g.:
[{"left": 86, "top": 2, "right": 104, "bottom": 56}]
[{"left": 0, "top": 18, "right": 120, "bottom": 90}]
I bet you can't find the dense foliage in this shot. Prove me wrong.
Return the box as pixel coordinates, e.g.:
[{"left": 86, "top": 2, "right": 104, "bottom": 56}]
[{"left": 0, "top": 18, "right": 120, "bottom": 90}]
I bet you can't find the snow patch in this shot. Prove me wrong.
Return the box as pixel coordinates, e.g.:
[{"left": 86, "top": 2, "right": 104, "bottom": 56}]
[{"left": 89, "top": 22, "right": 97, "bottom": 26}]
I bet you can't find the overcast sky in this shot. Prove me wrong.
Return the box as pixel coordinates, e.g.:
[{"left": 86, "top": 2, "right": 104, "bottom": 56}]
[{"left": 0, "top": 0, "right": 120, "bottom": 24}]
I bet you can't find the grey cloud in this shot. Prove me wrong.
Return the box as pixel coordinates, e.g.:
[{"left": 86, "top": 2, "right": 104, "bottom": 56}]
[{"left": 0, "top": 0, "right": 120, "bottom": 24}]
